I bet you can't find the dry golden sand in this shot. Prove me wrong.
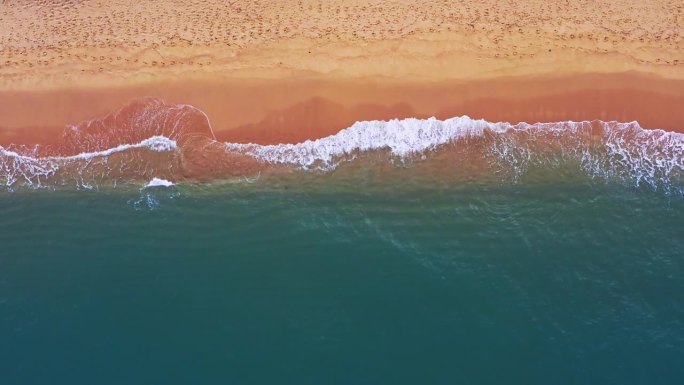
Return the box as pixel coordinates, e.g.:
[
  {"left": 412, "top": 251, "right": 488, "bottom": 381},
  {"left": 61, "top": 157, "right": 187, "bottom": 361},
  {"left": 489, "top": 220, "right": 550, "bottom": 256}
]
[{"left": 0, "top": 0, "right": 683, "bottom": 143}]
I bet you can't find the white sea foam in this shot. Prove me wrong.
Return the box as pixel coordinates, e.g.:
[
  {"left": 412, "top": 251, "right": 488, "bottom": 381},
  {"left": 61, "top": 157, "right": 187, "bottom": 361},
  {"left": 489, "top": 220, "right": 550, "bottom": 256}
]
[
  {"left": 1, "top": 136, "right": 178, "bottom": 188},
  {"left": 224, "top": 116, "right": 684, "bottom": 192},
  {"left": 2, "top": 116, "right": 683, "bottom": 192},
  {"left": 145, "top": 178, "right": 175, "bottom": 188},
  {"left": 224, "top": 116, "right": 502, "bottom": 168},
  {"left": 0, "top": 135, "right": 176, "bottom": 162},
  {"left": 60, "top": 135, "right": 177, "bottom": 160}
]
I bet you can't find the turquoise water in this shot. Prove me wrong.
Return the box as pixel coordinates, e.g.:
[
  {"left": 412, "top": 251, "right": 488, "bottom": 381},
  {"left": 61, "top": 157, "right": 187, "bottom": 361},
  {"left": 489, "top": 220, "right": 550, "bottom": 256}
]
[
  {"left": 1, "top": 172, "right": 683, "bottom": 384},
  {"left": 2, "top": 99, "right": 682, "bottom": 383}
]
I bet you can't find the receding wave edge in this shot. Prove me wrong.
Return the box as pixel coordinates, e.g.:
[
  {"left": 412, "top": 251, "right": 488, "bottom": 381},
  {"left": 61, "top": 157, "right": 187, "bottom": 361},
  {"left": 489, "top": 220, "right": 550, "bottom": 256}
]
[{"left": 1, "top": 99, "right": 682, "bottom": 193}]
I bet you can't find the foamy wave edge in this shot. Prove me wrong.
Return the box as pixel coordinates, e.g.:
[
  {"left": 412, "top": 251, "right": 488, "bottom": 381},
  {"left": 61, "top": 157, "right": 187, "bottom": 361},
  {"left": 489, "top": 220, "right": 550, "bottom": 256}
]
[
  {"left": 1, "top": 135, "right": 177, "bottom": 161},
  {"left": 224, "top": 116, "right": 684, "bottom": 191},
  {"left": 225, "top": 116, "right": 503, "bottom": 166},
  {"left": 144, "top": 178, "right": 175, "bottom": 188},
  {"left": 1, "top": 115, "right": 683, "bottom": 192},
  {"left": 1, "top": 136, "right": 177, "bottom": 189}
]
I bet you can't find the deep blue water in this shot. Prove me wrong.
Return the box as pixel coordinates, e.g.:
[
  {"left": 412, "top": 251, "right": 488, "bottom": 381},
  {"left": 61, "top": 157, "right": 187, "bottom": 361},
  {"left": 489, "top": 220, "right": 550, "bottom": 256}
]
[{"left": 1, "top": 177, "right": 683, "bottom": 384}]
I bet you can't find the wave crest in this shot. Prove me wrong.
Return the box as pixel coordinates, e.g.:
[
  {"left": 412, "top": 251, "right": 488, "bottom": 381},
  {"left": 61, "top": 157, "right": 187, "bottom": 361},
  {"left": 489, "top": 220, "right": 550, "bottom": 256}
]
[
  {"left": 1, "top": 99, "right": 682, "bottom": 193},
  {"left": 49, "top": 98, "right": 214, "bottom": 156},
  {"left": 1, "top": 135, "right": 178, "bottom": 189},
  {"left": 225, "top": 117, "right": 683, "bottom": 192}
]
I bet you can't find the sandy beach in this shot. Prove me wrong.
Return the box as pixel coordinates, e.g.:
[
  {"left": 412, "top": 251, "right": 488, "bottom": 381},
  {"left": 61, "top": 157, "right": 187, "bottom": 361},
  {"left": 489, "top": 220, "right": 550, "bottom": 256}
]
[
  {"left": 4, "top": 3, "right": 684, "bottom": 383},
  {"left": 1, "top": 0, "right": 683, "bottom": 145}
]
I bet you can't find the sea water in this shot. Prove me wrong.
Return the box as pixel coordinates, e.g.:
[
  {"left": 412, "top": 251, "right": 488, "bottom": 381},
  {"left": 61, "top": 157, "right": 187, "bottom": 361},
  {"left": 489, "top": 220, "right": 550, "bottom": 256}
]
[
  {"left": 1, "top": 173, "right": 683, "bottom": 384},
  {"left": 1, "top": 100, "right": 683, "bottom": 384}
]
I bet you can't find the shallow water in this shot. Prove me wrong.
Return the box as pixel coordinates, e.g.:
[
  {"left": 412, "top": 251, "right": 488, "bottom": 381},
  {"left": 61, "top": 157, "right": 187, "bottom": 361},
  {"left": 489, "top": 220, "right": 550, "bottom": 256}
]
[
  {"left": 2, "top": 99, "right": 683, "bottom": 383},
  {"left": 1, "top": 173, "right": 683, "bottom": 384},
  {"left": 3, "top": 99, "right": 682, "bottom": 193}
]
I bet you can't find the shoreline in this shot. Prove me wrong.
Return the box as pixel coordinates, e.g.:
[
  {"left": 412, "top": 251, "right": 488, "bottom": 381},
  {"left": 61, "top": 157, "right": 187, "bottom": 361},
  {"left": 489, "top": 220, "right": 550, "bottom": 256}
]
[
  {"left": 1, "top": 71, "right": 683, "bottom": 147},
  {"left": 1, "top": 1, "right": 682, "bottom": 146}
]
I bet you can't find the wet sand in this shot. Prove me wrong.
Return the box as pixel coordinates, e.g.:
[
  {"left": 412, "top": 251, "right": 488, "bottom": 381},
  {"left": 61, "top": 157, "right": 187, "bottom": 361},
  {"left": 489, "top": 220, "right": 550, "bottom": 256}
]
[
  {"left": 1, "top": 73, "right": 683, "bottom": 147},
  {"left": 0, "top": 1, "right": 683, "bottom": 145}
]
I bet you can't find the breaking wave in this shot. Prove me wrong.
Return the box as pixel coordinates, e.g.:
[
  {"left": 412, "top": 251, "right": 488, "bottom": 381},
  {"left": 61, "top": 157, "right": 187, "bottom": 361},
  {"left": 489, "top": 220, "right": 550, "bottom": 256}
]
[{"left": 1, "top": 98, "right": 682, "bottom": 193}]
